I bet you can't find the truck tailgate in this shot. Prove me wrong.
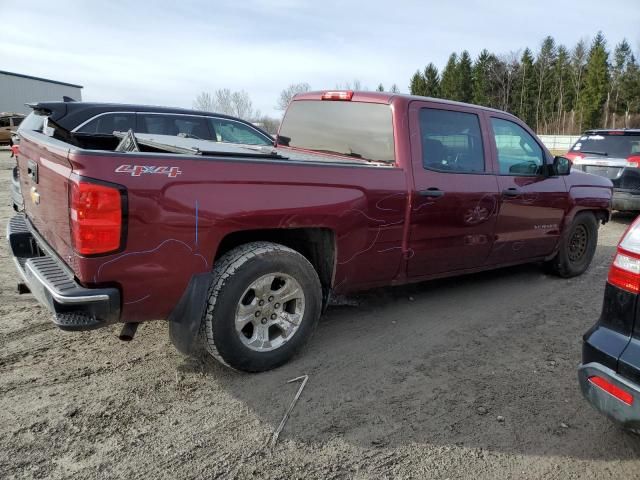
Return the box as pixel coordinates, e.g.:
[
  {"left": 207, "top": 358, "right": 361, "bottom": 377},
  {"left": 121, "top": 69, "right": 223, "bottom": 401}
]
[{"left": 17, "top": 131, "right": 74, "bottom": 266}]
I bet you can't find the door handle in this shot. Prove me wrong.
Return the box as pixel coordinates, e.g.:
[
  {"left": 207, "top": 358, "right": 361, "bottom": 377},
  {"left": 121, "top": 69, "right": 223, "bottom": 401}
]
[
  {"left": 419, "top": 188, "right": 444, "bottom": 198},
  {"left": 502, "top": 187, "right": 520, "bottom": 197}
]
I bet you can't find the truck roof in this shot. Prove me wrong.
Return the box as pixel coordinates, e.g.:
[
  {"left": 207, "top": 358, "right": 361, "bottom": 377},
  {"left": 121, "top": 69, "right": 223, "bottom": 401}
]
[{"left": 293, "top": 91, "right": 519, "bottom": 118}]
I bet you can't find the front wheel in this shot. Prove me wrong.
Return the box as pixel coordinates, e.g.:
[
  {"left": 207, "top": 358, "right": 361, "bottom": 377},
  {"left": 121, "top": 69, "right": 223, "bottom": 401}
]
[
  {"left": 200, "top": 242, "right": 322, "bottom": 372},
  {"left": 545, "top": 212, "right": 599, "bottom": 278}
]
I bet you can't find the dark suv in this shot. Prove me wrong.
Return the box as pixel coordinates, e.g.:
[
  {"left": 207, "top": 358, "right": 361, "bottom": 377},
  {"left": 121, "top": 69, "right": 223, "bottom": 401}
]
[
  {"left": 11, "top": 101, "right": 274, "bottom": 210},
  {"left": 566, "top": 130, "right": 640, "bottom": 211},
  {"left": 580, "top": 215, "right": 640, "bottom": 429}
]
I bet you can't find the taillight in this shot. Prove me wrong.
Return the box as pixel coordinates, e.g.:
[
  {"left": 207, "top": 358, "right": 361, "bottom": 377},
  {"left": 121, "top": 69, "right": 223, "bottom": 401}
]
[
  {"left": 588, "top": 376, "right": 633, "bottom": 405},
  {"left": 11, "top": 145, "right": 19, "bottom": 157},
  {"left": 564, "top": 151, "right": 583, "bottom": 162},
  {"left": 70, "top": 180, "right": 123, "bottom": 255},
  {"left": 627, "top": 155, "right": 640, "bottom": 169},
  {"left": 321, "top": 90, "right": 354, "bottom": 101},
  {"left": 608, "top": 216, "right": 640, "bottom": 293}
]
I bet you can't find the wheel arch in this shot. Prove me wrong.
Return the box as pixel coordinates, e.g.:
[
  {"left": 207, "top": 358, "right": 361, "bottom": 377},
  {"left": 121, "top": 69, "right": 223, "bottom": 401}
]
[{"left": 214, "top": 228, "right": 336, "bottom": 304}]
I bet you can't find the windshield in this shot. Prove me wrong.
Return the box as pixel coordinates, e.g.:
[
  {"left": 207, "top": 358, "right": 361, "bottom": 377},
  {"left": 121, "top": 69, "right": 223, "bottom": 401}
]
[
  {"left": 278, "top": 100, "right": 395, "bottom": 163},
  {"left": 17, "top": 111, "right": 47, "bottom": 133},
  {"left": 571, "top": 134, "right": 640, "bottom": 158}
]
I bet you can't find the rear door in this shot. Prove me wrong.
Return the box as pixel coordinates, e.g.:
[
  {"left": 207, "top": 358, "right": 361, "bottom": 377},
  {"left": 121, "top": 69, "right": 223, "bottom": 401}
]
[
  {"left": 407, "top": 101, "right": 500, "bottom": 278},
  {"left": 486, "top": 115, "right": 568, "bottom": 264}
]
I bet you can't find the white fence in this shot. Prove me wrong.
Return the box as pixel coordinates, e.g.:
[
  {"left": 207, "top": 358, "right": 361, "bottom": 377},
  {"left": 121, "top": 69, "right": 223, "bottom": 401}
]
[{"left": 537, "top": 135, "right": 581, "bottom": 152}]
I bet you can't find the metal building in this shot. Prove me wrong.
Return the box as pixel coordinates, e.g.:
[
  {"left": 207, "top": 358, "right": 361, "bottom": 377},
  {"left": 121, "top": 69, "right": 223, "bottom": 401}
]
[{"left": 0, "top": 70, "right": 83, "bottom": 115}]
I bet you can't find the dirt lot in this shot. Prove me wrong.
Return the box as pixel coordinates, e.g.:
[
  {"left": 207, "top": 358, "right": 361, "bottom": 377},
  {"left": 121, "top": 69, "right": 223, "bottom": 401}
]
[{"left": 1, "top": 149, "right": 640, "bottom": 479}]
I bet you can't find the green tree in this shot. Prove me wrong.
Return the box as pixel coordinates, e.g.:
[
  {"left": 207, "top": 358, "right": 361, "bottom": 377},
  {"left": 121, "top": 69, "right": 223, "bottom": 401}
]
[
  {"left": 534, "top": 36, "right": 557, "bottom": 132},
  {"left": 580, "top": 32, "right": 610, "bottom": 129},
  {"left": 409, "top": 70, "right": 427, "bottom": 96},
  {"left": 472, "top": 49, "right": 493, "bottom": 106},
  {"left": 551, "top": 45, "right": 571, "bottom": 133},
  {"left": 390, "top": 84, "right": 400, "bottom": 93},
  {"left": 569, "top": 39, "right": 588, "bottom": 132},
  {"left": 457, "top": 51, "right": 473, "bottom": 102},
  {"left": 514, "top": 48, "right": 537, "bottom": 127},
  {"left": 440, "top": 53, "right": 459, "bottom": 100},
  {"left": 424, "top": 63, "right": 440, "bottom": 97}
]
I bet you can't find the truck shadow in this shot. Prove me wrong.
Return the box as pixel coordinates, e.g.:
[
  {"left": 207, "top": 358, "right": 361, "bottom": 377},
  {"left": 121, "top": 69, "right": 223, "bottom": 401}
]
[{"left": 180, "top": 242, "right": 640, "bottom": 461}]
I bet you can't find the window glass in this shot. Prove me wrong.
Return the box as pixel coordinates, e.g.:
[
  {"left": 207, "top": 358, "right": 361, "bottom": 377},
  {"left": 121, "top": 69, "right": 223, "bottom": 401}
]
[
  {"left": 278, "top": 100, "right": 395, "bottom": 163},
  {"left": 11, "top": 117, "right": 24, "bottom": 127},
  {"left": 419, "top": 108, "right": 484, "bottom": 173},
  {"left": 571, "top": 134, "right": 640, "bottom": 158},
  {"left": 78, "top": 113, "right": 136, "bottom": 134},
  {"left": 491, "top": 118, "right": 544, "bottom": 175},
  {"left": 138, "top": 114, "right": 213, "bottom": 140},
  {"left": 17, "top": 111, "right": 46, "bottom": 132},
  {"left": 0, "top": 118, "right": 9, "bottom": 127},
  {"left": 209, "top": 118, "right": 271, "bottom": 145}
]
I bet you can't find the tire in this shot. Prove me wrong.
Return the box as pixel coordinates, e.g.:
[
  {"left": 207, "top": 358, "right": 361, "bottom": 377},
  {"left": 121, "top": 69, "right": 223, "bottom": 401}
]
[
  {"left": 200, "top": 241, "right": 322, "bottom": 372},
  {"left": 546, "top": 212, "right": 599, "bottom": 278}
]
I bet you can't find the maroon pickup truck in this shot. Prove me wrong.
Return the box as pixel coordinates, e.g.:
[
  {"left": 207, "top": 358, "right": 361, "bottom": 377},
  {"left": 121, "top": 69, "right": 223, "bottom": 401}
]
[{"left": 8, "top": 91, "right": 612, "bottom": 372}]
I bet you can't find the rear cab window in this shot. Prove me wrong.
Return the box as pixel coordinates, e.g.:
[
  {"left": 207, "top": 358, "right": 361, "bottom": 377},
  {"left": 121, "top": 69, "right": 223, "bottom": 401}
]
[{"left": 278, "top": 100, "right": 395, "bottom": 163}]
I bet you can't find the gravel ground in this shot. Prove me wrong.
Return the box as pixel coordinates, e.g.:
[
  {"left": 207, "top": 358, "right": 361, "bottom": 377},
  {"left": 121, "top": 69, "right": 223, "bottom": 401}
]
[{"left": 1, "top": 150, "right": 639, "bottom": 479}]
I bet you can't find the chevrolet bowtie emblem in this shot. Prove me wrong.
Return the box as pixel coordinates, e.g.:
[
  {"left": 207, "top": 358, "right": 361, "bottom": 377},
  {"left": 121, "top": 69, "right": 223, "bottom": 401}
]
[{"left": 30, "top": 186, "right": 40, "bottom": 205}]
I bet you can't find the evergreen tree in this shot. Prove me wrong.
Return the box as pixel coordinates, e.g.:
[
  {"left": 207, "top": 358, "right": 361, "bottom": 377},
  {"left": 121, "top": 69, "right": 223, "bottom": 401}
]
[
  {"left": 409, "top": 70, "right": 427, "bottom": 96},
  {"left": 423, "top": 63, "right": 440, "bottom": 97},
  {"left": 569, "top": 39, "right": 588, "bottom": 132},
  {"left": 551, "top": 45, "right": 571, "bottom": 133},
  {"left": 472, "top": 49, "right": 493, "bottom": 106},
  {"left": 534, "top": 36, "right": 557, "bottom": 132},
  {"left": 580, "top": 32, "right": 610, "bottom": 129},
  {"left": 514, "top": 48, "right": 537, "bottom": 127},
  {"left": 457, "top": 51, "right": 473, "bottom": 102},
  {"left": 376, "top": 83, "right": 385, "bottom": 92},
  {"left": 390, "top": 84, "right": 400, "bottom": 93},
  {"left": 440, "top": 53, "right": 459, "bottom": 100}
]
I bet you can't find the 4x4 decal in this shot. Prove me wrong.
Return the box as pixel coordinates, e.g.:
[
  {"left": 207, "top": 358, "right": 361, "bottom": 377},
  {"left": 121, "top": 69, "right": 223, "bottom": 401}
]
[{"left": 115, "top": 165, "right": 182, "bottom": 178}]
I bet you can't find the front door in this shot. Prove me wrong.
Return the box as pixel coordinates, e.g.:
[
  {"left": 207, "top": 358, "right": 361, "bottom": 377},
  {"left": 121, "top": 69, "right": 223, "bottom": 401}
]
[
  {"left": 486, "top": 115, "right": 568, "bottom": 264},
  {"left": 407, "top": 102, "right": 500, "bottom": 278}
]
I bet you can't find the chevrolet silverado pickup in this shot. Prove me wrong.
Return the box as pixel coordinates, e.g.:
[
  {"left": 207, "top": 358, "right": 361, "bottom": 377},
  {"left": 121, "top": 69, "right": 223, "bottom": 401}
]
[{"left": 8, "top": 91, "right": 613, "bottom": 372}]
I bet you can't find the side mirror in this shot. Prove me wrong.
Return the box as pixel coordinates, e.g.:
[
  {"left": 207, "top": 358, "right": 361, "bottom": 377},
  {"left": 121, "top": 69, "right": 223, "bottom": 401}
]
[{"left": 552, "top": 156, "right": 571, "bottom": 176}]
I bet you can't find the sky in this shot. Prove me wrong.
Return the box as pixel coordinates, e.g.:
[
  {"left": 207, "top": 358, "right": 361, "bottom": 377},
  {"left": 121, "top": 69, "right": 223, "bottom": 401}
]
[{"left": 1, "top": 0, "right": 639, "bottom": 117}]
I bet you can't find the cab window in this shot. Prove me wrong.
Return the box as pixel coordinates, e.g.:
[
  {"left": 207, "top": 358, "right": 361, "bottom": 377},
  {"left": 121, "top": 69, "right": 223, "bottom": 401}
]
[
  {"left": 491, "top": 118, "right": 544, "bottom": 176},
  {"left": 78, "top": 113, "right": 136, "bottom": 134},
  {"left": 419, "top": 108, "right": 485, "bottom": 173},
  {"left": 209, "top": 118, "right": 271, "bottom": 145}
]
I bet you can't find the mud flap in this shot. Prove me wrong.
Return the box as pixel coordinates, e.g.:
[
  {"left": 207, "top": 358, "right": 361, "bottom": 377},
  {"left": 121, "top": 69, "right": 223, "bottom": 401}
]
[{"left": 168, "top": 272, "right": 214, "bottom": 355}]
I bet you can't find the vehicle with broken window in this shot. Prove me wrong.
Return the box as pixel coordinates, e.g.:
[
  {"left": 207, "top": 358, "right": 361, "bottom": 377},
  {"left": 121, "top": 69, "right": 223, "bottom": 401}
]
[{"left": 8, "top": 91, "right": 612, "bottom": 371}]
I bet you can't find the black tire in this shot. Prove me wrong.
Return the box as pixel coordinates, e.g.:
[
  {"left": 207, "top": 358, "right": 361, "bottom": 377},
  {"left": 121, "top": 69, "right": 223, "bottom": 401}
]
[
  {"left": 546, "top": 212, "right": 599, "bottom": 278},
  {"left": 200, "top": 241, "right": 322, "bottom": 372}
]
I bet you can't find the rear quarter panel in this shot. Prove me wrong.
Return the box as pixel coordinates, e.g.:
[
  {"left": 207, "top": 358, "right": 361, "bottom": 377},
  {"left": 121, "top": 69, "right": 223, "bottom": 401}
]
[{"left": 67, "top": 151, "right": 408, "bottom": 322}]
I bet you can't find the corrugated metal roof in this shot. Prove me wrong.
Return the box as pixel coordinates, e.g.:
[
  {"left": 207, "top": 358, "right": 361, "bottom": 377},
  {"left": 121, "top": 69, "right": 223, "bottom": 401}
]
[{"left": 0, "top": 70, "right": 83, "bottom": 89}]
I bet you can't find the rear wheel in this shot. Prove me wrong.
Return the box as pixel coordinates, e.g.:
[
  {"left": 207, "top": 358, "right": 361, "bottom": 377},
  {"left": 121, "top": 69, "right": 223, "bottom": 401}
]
[
  {"left": 200, "top": 242, "right": 322, "bottom": 372},
  {"left": 546, "top": 212, "right": 599, "bottom": 278}
]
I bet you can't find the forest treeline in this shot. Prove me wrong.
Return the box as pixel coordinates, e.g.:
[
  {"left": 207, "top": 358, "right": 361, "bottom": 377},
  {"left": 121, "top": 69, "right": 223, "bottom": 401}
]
[{"left": 409, "top": 33, "right": 640, "bottom": 134}]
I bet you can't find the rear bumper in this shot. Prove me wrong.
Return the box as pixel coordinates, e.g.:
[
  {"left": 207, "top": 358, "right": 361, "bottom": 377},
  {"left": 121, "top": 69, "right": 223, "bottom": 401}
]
[
  {"left": 578, "top": 362, "right": 640, "bottom": 428},
  {"left": 612, "top": 189, "right": 640, "bottom": 211},
  {"left": 7, "top": 214, "right": 120, "bottom": 330}
]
